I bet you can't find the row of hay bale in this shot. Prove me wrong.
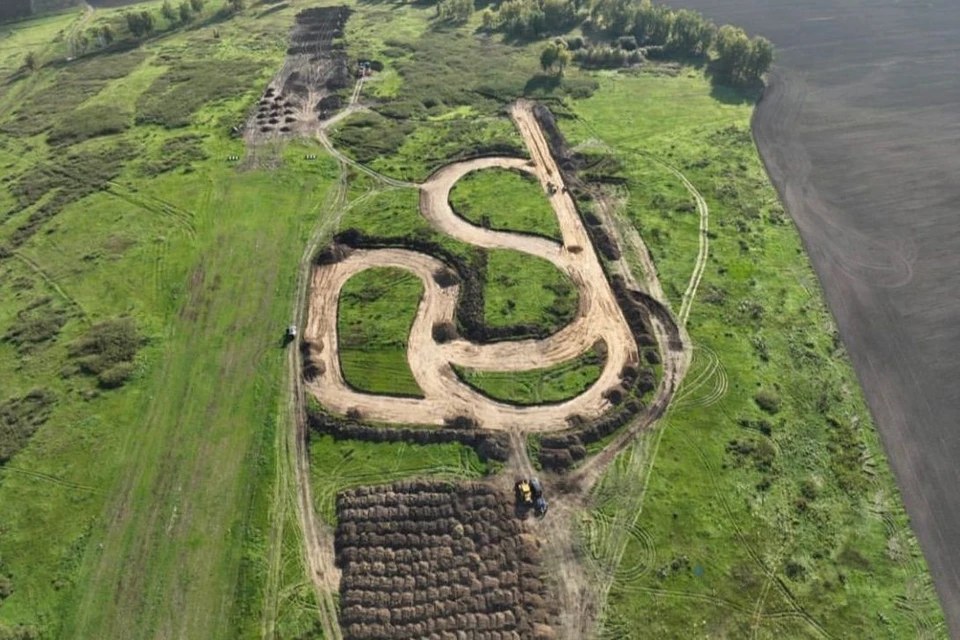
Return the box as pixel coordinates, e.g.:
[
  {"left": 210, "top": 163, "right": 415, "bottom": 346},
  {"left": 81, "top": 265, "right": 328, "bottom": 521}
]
[
  {"left": 535, "top": 273, "right": 673, "bottom": 471},
  {"left": 336, "top": 481, "right": 555, "bottom": 640},
  {"left": 341, "top": 588, "right": 522, "bottom": 619},
  {"left": 337, "top": 504, "right": 510, "bottom": 526},
  {"left": 343, "top": 624, "right": 524, "bottom": 640},
  {"left": 306, "top": 405, "right": 511, "bottom": 463}
]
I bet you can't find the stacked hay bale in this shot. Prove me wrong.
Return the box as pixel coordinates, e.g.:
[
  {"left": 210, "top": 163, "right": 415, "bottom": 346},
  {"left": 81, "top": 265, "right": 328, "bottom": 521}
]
[{"left": 336, "top": 481, "right": 556, "bottom": 640}]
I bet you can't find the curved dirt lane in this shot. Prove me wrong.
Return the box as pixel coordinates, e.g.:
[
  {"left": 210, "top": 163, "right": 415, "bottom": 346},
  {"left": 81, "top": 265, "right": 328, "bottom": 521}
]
[{"left": 304, "top": 248, "right": 633, "bottom": 430}]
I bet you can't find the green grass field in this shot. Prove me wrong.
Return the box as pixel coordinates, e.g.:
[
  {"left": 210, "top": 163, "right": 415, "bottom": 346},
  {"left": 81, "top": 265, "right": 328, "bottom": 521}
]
[
  {"left": 455, "top": 341, "right": 604, "bottom": 405},
  {"left": 560, "top": 71, "right": 945, "bottom": 638},
  {"left": 0, "top": 3, "right": 340, "bottom": 639},
  {"left": 309, "top": 434, "right": 488, "bottom": 526},
  {"left": 484, "top": 249, "right": 577, "bottom": 331},
  {"left": 450, "top": 167, "right": 562, "bottom": 242},
  {"left": 0, "top": 0, "right": 945, "bottom": 638},
  {"left": 338, "top": 267, "right": 424, "bottom": 398},
  {"left": 336, "top": 187, "right": 578, "bottom": 339}
]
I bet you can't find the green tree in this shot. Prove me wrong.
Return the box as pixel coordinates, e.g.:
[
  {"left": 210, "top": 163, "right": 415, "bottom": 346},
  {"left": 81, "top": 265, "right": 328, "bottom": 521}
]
[
  {"left": 748, "top": 36, "right": 774, "bottom": 79},
  {"left": 227, "top": 0, "right": 245, "bottom": 12},
  {"left": 715, "top": 24, "right": 750, "bottom": 82},
  {"left": 178, "top": 1, "right": 192, "bottom": 22},
  {"left": 100, "top": 24, "right": 114, "bottom": 45},
  {"left": 437, "top": 0, "right": 473, "bottom": 24},
  {"left": 542, "top": 0, "right": 576, "bottom": 33},
  {"left": 161, "top": 0, "right": 176, "bottom": 21},
  {"left": 539, "top": 41, "right": 569, "bottom": 75},
  {"left": 189, "top": 0, "right": 205, "bottom": 11},
  {"left": 555, "top": 42, "right": 571, "bottom": 75},
  {"left": 591, "top": 0, "right": 636, "bottom": 36},
  {"left": 715, "top": 25, "right": 773, "bottom": 85},
  {"left": 669, "top": 8, "right": 713, "bottom": 55},
  {"left": 481, "top": 8, "right": 496, "bottom": 29},
  {"left": 24, "top": 51, "right": 37, "bottom": 71},
  {"left": 540, "top": 41, "right": 558, "bottom": 72}
]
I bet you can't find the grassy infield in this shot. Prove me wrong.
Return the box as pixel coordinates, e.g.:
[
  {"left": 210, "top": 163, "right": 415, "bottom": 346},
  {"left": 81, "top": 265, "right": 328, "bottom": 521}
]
[{"left": 0, "top": 2, "right": 944, "bottom": 640}]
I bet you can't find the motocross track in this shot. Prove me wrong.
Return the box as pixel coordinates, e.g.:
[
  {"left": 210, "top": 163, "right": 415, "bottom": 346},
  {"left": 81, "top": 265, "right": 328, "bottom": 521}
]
[
  {"left": 300, "top": 101, "right": 694, "bottom": 639},
  {"left": 304, "top": 102, "right": 639, "bottom": 431}
]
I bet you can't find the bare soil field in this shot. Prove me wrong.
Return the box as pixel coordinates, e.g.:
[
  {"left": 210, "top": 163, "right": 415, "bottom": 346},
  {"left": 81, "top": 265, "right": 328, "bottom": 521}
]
[
  {"left": 674, "top": 0, "right": 960, "bottom": 633},
  {"left": 245, "top": 6, "right": 352, "bottom": 146}
]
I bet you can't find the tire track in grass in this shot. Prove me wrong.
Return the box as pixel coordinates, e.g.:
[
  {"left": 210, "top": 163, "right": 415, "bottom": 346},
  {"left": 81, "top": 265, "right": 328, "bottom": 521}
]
[
  {"left": 637, "top": 151, "right": 709, "bottom": 328},
  {"left": 686, "top": 441, "right": 834, "bottom": 640},
  {"left": 11, "top": 250, "right": 89, "bottom": 323},
  {"left": 285, "top": 153, "right": 350, "bottom": 640},
  {"left": 0, "top": 466, "right": 102, "bottom": 494}
]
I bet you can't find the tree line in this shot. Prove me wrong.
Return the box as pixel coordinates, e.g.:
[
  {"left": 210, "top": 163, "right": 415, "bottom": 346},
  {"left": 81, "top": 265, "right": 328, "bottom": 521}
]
[{"left": 483, "top": 0, "right": 772, "bottom": 85}]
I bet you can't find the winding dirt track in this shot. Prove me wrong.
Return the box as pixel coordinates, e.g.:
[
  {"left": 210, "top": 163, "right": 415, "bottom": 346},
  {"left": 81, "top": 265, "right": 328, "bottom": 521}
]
[{"left": 304, "top": 102, "right": 638, "bottom": 430}]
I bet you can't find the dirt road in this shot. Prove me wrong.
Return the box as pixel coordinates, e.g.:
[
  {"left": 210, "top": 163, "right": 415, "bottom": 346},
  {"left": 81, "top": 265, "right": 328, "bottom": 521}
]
[
  {"left": 304, "top": 102, "right": 638, "bottom": 430},
  {"left": 298, "top": 101, "right": 696, "bottom": 639}
]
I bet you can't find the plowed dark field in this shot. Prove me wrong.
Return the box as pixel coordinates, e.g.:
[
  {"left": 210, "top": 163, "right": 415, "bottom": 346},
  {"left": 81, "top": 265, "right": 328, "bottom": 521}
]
[{"left": 674, "top": 0, "right": 960, "bottom": 634}]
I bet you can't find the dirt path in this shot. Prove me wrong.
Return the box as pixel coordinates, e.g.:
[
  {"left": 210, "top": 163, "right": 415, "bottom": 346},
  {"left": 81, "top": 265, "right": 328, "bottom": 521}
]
[
  {"left": 637, "top": 152, "right": 709, "bottom": 327},
  {"left": 281, "top": 156, "right": 351, "bottom": 640},
  {"left": 304, "top": 103, "right": 638, "bottom": 430},
  {"left": 298, "top": 101, "right": 698, "bottom": 639}
]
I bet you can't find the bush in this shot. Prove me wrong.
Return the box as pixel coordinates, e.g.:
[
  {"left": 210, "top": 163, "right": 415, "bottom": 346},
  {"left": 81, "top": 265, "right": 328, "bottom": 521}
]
[
  {"left": 7, "top": 141, "right": 135, "bottom": 247},
  {"left": 3, "top": 297, "right": 68, "bottom": 352},
  {"left": 329, "top": 112, "right": 413, "bottom": 164},
  {"left": 618, "top": 35, "right": 638, "bottom": 51},
  {"left": 98, "top": 362, "right": 136, "bottom": 389},
  {"left": 141, "top": 134, "right": 207, "bottom": 176},
  {"left": 136, "top": 60, "right": 264, "bottom": 128},
  {"left": 47, "top": 104, "right": 129, "bottom": 146},
  {"left": 0, "top": 389, "right": 56, "bottom": 464},
  {"left": 754, "top": 389, "right": 781, "bottom": 414},
  {"left": 432, "top": 321, "right": 458, "bottom": 343},
  {"left": 69, "top": 318, "right": 141, "bottom": 380}
]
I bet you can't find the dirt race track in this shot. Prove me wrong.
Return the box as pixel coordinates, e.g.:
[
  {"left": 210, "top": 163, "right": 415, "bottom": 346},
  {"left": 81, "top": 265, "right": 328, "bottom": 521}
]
[
  {"left": 304, "top": 102, "right": 639, "bottom": 431},
  {"left": 673, "top": 0, "right": 960, "bottom": 633}
]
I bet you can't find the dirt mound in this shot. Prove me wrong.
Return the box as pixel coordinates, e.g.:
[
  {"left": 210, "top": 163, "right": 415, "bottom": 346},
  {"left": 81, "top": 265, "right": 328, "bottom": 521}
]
[{"left": 336, "top": 481, "right": 556, "bottom": 640}]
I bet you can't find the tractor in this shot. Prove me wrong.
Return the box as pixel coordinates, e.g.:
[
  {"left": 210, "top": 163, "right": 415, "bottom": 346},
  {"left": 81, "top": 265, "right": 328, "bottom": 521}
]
[{"left": 514, "top": 477, "right": 548, "bottom": 518}]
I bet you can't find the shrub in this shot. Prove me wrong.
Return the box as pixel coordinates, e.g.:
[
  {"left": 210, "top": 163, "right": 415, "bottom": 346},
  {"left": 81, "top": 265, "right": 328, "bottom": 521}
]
[
  {"left": 0, "top": 389, "right": 56, "bottom": 464},
  {"left": 754, "top": 389, "right": 781, "bottom": 414},
  {"left": 98, "top": 362, "right": 136, "bottom": 389},
  {"left": 432, "top": 321, "right": 457, "bottom": 343},
  {"left": 618, "top": 35, "right": 638, "bottom": 51},
  {"left": 3, "top": 297, "right": 69, "bottom": 352},
  {"left": 7, "top": 141, "right": 135, "bottom": 247},
  {"left": 136, "top": 60, "right": 264, "bottom": 128},
  {"left": 69, "top": 318, "right": 141, "bottom": 381},
  {"left": 329, "top": 112, "right": 413, "bottom": 164},
  {"left": 140, "top": 134, "right": 207, "bottom": 176},
  {"left": 47, "top": 104, "right": 129, "bottom": 146}
]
